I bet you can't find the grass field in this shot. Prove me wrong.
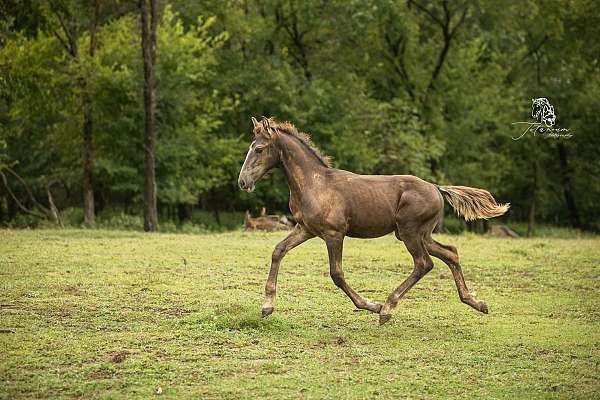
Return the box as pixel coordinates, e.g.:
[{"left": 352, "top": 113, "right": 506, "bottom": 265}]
[{"left": 1, "top": 229, "right": 599, "bottom": 399}]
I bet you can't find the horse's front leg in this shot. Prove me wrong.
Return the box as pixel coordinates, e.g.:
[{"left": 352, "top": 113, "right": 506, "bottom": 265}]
[
  {"left": 325, "top": 236, "right": 382, "bottom": 313},
  {"left": 262, "top": 224, "right": 314, "bottom": 317}
]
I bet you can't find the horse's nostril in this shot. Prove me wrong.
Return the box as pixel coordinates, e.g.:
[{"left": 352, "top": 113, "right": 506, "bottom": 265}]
[{"left": 239, "top": 178, "right": 247, "bottom": 189}]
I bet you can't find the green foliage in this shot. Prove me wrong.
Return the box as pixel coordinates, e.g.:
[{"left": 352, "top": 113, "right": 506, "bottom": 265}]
[{"left": 1, "top": 0, "right": 599, "bottom": 230}]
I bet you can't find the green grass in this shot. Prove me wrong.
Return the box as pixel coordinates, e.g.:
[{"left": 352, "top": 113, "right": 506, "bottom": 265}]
[{"left": 1, "top": 229, "right": 599, "bottom": 399}]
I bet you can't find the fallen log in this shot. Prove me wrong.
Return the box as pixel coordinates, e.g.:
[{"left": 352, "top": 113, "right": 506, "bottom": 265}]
[
  {"left": 488, "top": 225, "right": 520, "bottom": 238},
  {"left": 244, "top": 209, "right": 293, "bottom": 231}
]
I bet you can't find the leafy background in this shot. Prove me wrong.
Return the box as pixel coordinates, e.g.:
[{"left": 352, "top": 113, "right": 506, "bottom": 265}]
[{"left": 0, "top": 0, "right": 598, "bottom": 231}]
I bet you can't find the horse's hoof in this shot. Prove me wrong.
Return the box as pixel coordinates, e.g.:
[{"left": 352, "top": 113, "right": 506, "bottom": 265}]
[
  {"left": 479, "top": 301, "right": 489, "bottom": 314},
  {"left": 379, "top": 313, "right": 392, "bottom": 325},
  {"left": 261, "top": 306, "right": 274, "bottom": 318}
]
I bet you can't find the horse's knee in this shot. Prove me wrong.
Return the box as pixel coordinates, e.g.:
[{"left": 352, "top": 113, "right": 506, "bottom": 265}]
[
  {"left": 414, "top": 257, "right": 434, "bottom": 277},
  {"left": 423, "top": 259, "right": 434, "bottom": 274},
  {"left": 330, "top": 270, "right": 345, "bottom": 287}
]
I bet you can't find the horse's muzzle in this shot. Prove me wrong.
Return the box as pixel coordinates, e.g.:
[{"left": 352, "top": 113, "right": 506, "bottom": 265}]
[{"left": 238, "top": 176, "right": 255, "bottom": 192}]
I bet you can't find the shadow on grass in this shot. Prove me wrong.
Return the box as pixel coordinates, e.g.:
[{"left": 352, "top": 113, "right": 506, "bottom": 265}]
[{"left": 192, "top": 303, "right": 294, "bottom": 333}]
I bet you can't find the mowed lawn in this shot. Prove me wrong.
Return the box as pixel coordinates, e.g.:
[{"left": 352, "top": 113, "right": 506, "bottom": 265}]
[{"left": 0, "top": 229, "right": 598, "bottom": 399}]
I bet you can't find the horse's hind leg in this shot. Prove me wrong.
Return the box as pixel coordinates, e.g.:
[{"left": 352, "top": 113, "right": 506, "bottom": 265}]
[
  {"left": 426, "top": 239, "right": 488, "bottom": 314},
  {"left": 379, "top": 236, "right": 434, "bottom": 325}
]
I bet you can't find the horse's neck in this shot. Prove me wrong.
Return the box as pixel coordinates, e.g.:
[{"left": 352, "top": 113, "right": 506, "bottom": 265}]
[{"left": 277, "top": 134, "right": 326, "bottom": 194}]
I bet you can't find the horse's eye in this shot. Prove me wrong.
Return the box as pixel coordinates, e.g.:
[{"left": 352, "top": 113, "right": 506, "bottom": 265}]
[{"left": 255, "top": 147, "right": 263, "bottom": 154}]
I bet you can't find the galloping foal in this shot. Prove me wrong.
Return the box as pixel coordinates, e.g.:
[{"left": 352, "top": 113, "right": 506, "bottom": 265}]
[{"left": 238, "top": 117, "right": 509, "bottom": 325}]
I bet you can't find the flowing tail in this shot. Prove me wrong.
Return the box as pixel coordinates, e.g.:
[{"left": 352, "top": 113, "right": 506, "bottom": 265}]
[{"left": 437, "top": 185, "right": 510, "bottom": 221}]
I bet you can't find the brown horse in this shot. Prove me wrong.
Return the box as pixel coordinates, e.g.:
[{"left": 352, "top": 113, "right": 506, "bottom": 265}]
[{"left": 238, "top": 117, "right": 509, "bottom": 325}]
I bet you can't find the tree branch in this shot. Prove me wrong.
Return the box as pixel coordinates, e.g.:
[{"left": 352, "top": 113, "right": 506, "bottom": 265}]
[
  {"left": 426, "top": 2, "right": 469, "bottom": 93},
  {"left": 428, "top": 37, "right": 450, "bottom": 92},
  {"left": 408, "top": 0, "right": 444, "bottom": 28},
  {"left": 505, "top": 34, "right": 549, "bottom": 84},
  {"left": 51, "top": 28, "right": 71, "bottom": 54},
  {"left": 47, "top": 181, "right": 63, "bottom": 227},
  {"left": 50, "top": 5, "right": 77, "bottom": 57},
  {"left": 4, "top": 167, "right": 50, "bottom": 214},
  {"left": 521, "top": 34, "right": 549, "bottom": 61},
  {"left": 449, "top": 6, "right": 468, "bottom": 39},
  {"left": 89, "top": 0, "right": 100, "bottom": 57},
  {"left": 0, "top": 169, "right": 48, "bottom": 220},
  {"left": 277, "top": 6, "right": 311, "bottom": 79},
  {"left": 382, "top": 32, "right": 414, "bottom": 99}
]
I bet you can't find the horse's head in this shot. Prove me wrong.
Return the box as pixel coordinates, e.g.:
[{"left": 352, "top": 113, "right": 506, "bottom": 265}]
[
  {"left": 238, "top": 116, "right": 280, "bottom": 192},
  {"left": 531, "top": 98, "right": 556, "bottom": 127}
]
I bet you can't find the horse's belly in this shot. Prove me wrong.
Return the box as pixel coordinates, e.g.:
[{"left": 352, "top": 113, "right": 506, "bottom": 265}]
[
  {"left": 346, "top": 213, "right": 396, "bottom": 238},
  {"left": 346, "top": 227, "right": 395, "bottom": 239},
  {"left": 343, "top": 184, "right": 400, "bottom": 238}
]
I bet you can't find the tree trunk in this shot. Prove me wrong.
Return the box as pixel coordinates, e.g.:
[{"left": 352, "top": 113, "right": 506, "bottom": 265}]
[
  {"left": 213, "top": 208, "right": 221, "bottom": 226},
  {"left": 47, "top": 183, "right": 63, "bottom": 228},
  {"left": 7, "top": 191, "right": 16, "bottom": 220},
  {"left": 527, "top": 196, "right": 535, "bottom": 237},
  {"left": 557, "top": 143, "right": 580, "bottom": 228},
  {"left": 177, "top": 203, "right": 191, "bottom": 222},
  {"left": 49, "top": 3, "right": 102, "bottom": 225},
  {"left": 466, "top": 220, "right": 474, "bottom": 232},
  {"left": 82, "top": 0, "right": 99, "bottom": 226},
  {"left": 0, "top": 193, "right": 4, "bottom": 223},
  {"left": 82, "top": 97, "right": 95, "bottom": 225},
  {"left": 527, "top": 162, "right": 537, "bottom": 237},
  {"left": 96, "top": 188, "right": 106, "bottom": 214},
  {"left": 140, "top": 0, "right": 158, "bottom": 232}
]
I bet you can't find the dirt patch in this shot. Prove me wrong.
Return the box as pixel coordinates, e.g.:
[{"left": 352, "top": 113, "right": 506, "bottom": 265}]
[
  {"left": 109, "top": 351, "right": 129, "bottom": 363},
  {"left": 335, "top": 336, "right": 346, "bottom": 346},
  {"left": 64, "top": 285, "right": 84, "bottom": 296}
]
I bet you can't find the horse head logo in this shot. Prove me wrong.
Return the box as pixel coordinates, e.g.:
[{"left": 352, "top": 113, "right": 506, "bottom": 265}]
[{"left": 531, "top": 98, "right": 556, "bottom": 127}]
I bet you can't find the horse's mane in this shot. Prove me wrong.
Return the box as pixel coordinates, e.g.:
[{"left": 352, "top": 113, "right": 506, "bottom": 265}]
[{"left": 267, "top": 119, "right": 332, "bottom": 168}]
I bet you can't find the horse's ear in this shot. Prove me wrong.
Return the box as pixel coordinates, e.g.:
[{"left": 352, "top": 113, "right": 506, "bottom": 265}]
[
  {"left": 260, "top": 116, "right": 270, "bottom": 128},
  {"left": 260, "top": 116, "right": 275, "bottom": 139},
  {"left": 251, "top": 116, "right": 259, "bottom": 130}
]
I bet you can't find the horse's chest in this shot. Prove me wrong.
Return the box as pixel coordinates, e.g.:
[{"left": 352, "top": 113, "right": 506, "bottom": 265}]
[
  {"left": 289, "top": 189, "right": 346, "bottom": 233},
  {"left": 289, "top": 196, "right": 303, "bottom": 223},
  {"left": 289, "top": 192, "right": 320, "bottom": 226}
]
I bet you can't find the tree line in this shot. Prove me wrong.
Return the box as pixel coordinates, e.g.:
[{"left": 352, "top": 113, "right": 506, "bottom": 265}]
[{"left": 0, "top": 0, "right": 598, "bottom": 233}]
